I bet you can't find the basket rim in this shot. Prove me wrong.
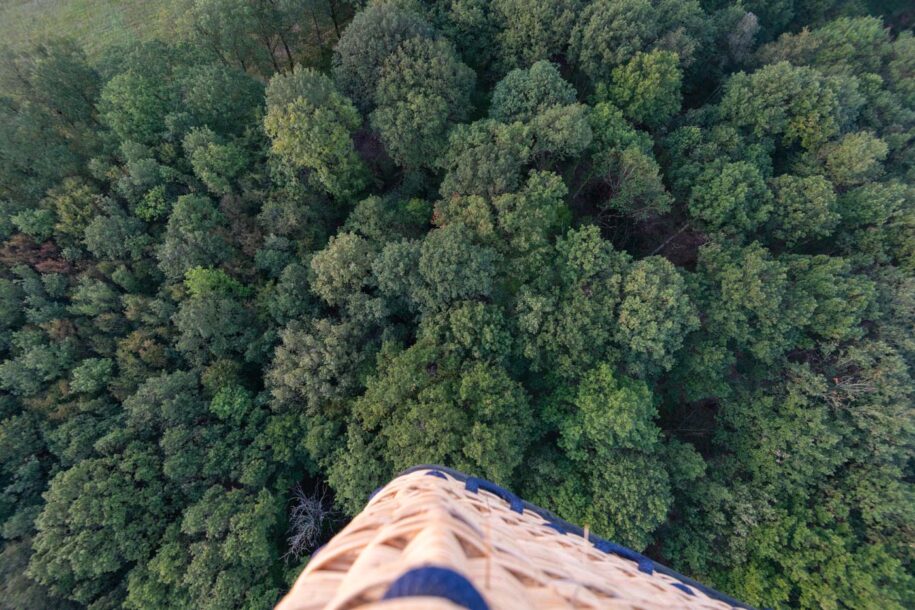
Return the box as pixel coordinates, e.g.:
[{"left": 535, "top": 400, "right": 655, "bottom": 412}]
[{"left": 387, "top": 464, "right": 757, "bottom": 610}]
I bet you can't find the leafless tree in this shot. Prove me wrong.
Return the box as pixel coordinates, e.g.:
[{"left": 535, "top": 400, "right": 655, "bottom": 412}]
[
  {"left": 285, "top": 482, "right": 334, "bottom": 560},
  {"left": 727, "top": 12, "right": 760, "bottom": 64}
]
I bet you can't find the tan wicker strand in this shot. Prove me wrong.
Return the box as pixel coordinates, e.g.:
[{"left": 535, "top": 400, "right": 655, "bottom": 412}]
[{"left": 276, "top": 470, "right": 742, "bottom": 610}]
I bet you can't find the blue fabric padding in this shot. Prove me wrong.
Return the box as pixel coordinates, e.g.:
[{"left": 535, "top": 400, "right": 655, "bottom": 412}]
[
  {"left": 593, "top": 539, "right": 654, "bottom": 574},
  {"left": 382, "top": 565, "right": 489, "bottom": 610},
  {"left": 368, "top": 485, "right": 384, "bottom": 501},
  {"left": 464, "top": 477, "right": 524, "bottom": 513},
  {"left": 544, "top": 521, "right": 567, "bottom": 534},
  {"left": 425, "top": 470, "right": 448, "bottom": 479},
  {"left": 672, "top": 583, "right": 695, "bottom": 596}
]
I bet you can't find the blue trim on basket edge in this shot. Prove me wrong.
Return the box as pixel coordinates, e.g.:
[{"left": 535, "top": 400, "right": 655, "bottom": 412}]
[
  {"left": 465, "top": 477, "right": 525, "bottom": 514},
  {"left": 386, "top": 464, "right": 756, "bottom": 610},
  {"left": 383, "top": 565, "right": 489, "bottom": 610},
  {"left": 672, "top": 582, "right": 696, "bottom": 596}
]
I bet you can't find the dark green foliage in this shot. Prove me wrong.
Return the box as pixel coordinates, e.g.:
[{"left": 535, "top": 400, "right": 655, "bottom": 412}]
[
  {"left": 1, "top": 3, "right": 912, "bottom": 610},
  {"left": 0, "top": 40, "right": 100, "bottom": 207},
  {"left": 438, "top": 119, "right": 531, "bottom": 197},
  {"left": 569, "top": 0, "right": 704, "bottom": 84},
  {"left": 527, "top": 363, "right": 695, "bottom": 549},
  {"left": 515, "top": 225, "right": 629, "bottom": 379},
  {"left": 328, "top": 340, "right": 533, "bottom": 513},
  {"left": 99, "top": 43, "right": 183, "bottom": 145},
  {"left": 173, "top": 287, "right": 258, "bottom": 366},
  {"left": 687, "top": 160, "right": 772, "bottom": 236},
  {"left": 371, "top": 36, "right": 475, "bottom": 168},
  {"left": 157, "top": 195, "right": 232, "bottom": 281},
  {"left": 489, "top": 61, "right": 577, "bottom": 123},
  {"left": 29, "top": 448, "right": 173, "bottom": 605},
  {"left": 184, "top": 128, "right": 250, "bottom": 196},
  {"left": 616, "top": 257, "right": 698, "bottom": 377},
  {"left": 178, "top": 63, "right": 264, "bottom": 136},
  {"left": 491, "top": 0, "right": 581, "bottom": 70},
  {"left": 585, "top": 102, "right": 672, "bottom": 219},
  {"left": 332, "top": 0, "right": 436, "bottom": 110},
  {"left": 488, "top": 61, "right": 593, "bottom": 163},
  {"left": 417, "top": 223, "right": 499, "bottom": 309}
]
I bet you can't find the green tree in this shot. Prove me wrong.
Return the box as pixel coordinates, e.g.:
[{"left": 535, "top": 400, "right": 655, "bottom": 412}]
[
  {"left": 10, "top": 209, "right": 55, "bottom": 243},
  {"left": 173, "top": 284, "right": 258, "bottom": 367},
  {"left": 371, "top": 36, "right": 474, "bottom": 168},
  {"left": 438, "top": 119, "right": 531, "bottom": 197},
  {"left": 787, "top": 254, "right": 875, "bottom": 344},
  {"left": 70, "top": 358, "right": 114, "bottom": 394},
  {"left": 0, "top": 40, "right": 99, "bottom": 207},
  {"left": 692, "top": 242, "right": 795, "bottom": 364},
  {"left": 756, "top": 16, "right": 892, "bottom": 76},
  {"left": 529, "top": 364, "right": 691, "bottom": 549},
  {"left": 491, "top": 0, "right": 581, "bottom": 69},
  {"left": 569, "top": 0, "right": 703, "bottom": 84},
  {"left": 309, "top": 231, "right": 376, "bottom": 307},
  {"left": 571, "top": 0, "right": 654, "bottom": 82},
  {"left": 688, "top": 160, "right": 773, "bottom": 237},
  {"left": 267, "top": 317, "right": 373, "bottom": 462},
  {"left": 606, "top": 49, "right": 682, "bottom": 129},
  {"left": 184, "top": 0, "right": 271, "bottom": 72},
  {"left": 29, "top": 448, "right": 173, "bottom": 606},
  {"left": 183, "top": 128, "right": 250, "bottom": 196},
  {"left": 46, "top": 178, "right": 102, "bottom": 241},
  {"left": 157, "top": 195, "right": 232, "bottom": 281},
  {"left": 616, "top": 257, "right": 699, "bottom": 377},
  {"left": 492, "top": 170, "right": 571, "bottom": 260},
  {"left": 585, "top": 102, "right": 672, "bottom": 219},
  {"left": 0, "top": 39, "right": 100, "bottom": 130},
  {"left": 178, "top": 63, "right": 263, "bottom": 136},
  {"left": 516, "top": 225, "right": 629, "bottom": 380},
  {"left": 99, "top": 43, "right": 182, "bottom": 144},
  {"left": 184, "top": 267, "right": 249, "bottom": 299},
  {"left": 417, "top": 223, "right": 500, "bottom": 311},
  {"left": 125, "top": 488, "right": 283, "bottom": 610},
  {"left": 721, "top": 61, "right": 843, "bottom": 150},
  {"left": 329, "top": 340, "right": 533, "bottom": 513},
  {"left": 83, "top": 203, "right": 150, "bottom": 261},
  {"left": 488, "top": 62, "right": 593, "bottom": 162},
  {"left": 265, "top": 67, "right": 368, "bottom": 198},
  {"left": 820, "top": 131, "right": 888, "bottom": 187},
  {"left": 768, "top": 174, "right": 839, "bottom": 246},
  {"left": 331, "top": 0, "right": 434, "bottom": 110},
  {"left": 490, "top": 61, "right": 577, "bottom": 123},
  {"left": 0, "top": 332, "right": 77, "bottom": 397},
  {"left": 529, "top": 100, "right": 593, "bottom": 160}
]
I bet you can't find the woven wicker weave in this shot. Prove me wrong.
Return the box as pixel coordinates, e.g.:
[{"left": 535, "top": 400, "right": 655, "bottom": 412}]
[{"left": 276, "top": 467, "right": 748, "bottom": 610}]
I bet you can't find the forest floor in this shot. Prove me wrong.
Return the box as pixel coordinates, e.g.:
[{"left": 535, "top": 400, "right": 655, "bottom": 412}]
[{"left": 0, "top": 0, "right": 191, "bottom": 57}]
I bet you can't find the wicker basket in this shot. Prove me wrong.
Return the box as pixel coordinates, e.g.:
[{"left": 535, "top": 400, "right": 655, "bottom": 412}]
[{"left": 276, "top": 467, "right": 749, "bottom": 610}]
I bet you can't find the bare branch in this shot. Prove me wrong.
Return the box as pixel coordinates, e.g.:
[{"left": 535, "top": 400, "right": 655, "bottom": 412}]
[{"left": 285, "top": 482, "right": 335, "bottom": 560}]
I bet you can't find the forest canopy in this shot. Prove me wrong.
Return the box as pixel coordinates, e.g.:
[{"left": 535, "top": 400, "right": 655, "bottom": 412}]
[{"left": 0, "top": 1, "right": 913, "bottom": 609}]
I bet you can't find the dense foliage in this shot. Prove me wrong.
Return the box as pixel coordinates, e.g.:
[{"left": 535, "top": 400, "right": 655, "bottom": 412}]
[{"left": 1, "top": 1, "right": 913, "bottom": 609}]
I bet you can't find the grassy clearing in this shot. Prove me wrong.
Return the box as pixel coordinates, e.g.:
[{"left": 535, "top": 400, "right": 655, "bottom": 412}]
[{"left": 0, "top": 0, "right": 193, "bottom": 58}]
